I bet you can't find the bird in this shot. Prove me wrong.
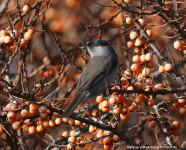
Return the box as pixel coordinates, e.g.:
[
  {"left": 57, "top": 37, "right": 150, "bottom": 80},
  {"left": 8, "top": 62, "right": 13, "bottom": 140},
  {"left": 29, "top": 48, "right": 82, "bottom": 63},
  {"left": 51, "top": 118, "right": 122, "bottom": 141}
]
[{"left": 62, "top": 39, "right": 119, "bottom": 118}]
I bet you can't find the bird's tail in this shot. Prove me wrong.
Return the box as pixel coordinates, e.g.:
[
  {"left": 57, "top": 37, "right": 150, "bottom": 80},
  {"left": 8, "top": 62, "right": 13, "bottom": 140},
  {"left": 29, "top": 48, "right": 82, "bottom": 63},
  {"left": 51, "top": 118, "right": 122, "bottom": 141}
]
[{"left": 61, "top": 92, "right": 90, "bottom": 118}]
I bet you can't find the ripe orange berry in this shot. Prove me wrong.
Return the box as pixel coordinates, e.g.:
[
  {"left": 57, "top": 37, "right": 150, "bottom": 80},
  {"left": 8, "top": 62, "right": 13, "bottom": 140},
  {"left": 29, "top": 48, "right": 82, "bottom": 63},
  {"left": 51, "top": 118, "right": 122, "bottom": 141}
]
[
  {"left": 67, "top": 144, "right": 74, "bottom": 150},
  {"left": 146, "top": 29, "right": 153, "bottom": 37},
  {"left": 42, "top": 121, "right": 49, "bottom": 128},
  {"left": 179, "top": 107, "right": 186, "bottom": 114},
  {"left": 127, "top": 41, "right": 134, "bottom": 48},
  {"left": 132, "top": 55, "right": 141, "bottom": 64},
  {"left": 164, "top": 63, "right": 173, "bottom": 72},
  {"left": 68, "top": 136, "right": 77, "bottom": 144},
  {"left": 149, "top": 121, "right": 156, "bottom": 128},
  {"left": 147, "top": 61, "right": 154, "bottom": 68},
  {"left": 4, "top": 36, "right": 12, "bottom": 44},
  {"left": 124, "top": 99, "right": 132, "bottom": 107},
  {"left": 134, "top": 82, "right": 143, "bottom": 90},
  {"left": 9, "top": 103, "right": 18, "bottom": 110},
  {"left": 142, "top": 68, "right": 151, "bottom": 76},
  {"left": 0, "top": 126, "right": 3, "bottom": 134},
  {"left": 55, "top": 118, "right": 63, "bottom": 125},
  {"left": 134, "top": 46, "right": 142, "bottom": 53},
  {"left": 39, "top": 105, "right": 47, "bottom": 113},
  {"left": 29, "top": 126, "right": 36, "bottom": 134},
  {"left": 20, "top": 38, "right": 27, "bottom": 47},
  {"left": 128, "top": 103, "right": 136, "bottom": 112},
  {"left": 96, "top": 96, "right": 104, "bottom": 103},
  {"left": 130, "top": 31, "right": 138, "bottom": 40},
  {"left": 113, "top": 105, "right": 121, "bottom": 114},
  {"left": 49, "top": 120, "right": 55, "bottom": 127},
  {"left": 24, "top": 32, "right": 33, "bottom": 41},
  {"left": 109, "top": 96, "right": 117, "bottom": 105},
  {"left": 148, "top": 98, "right": 155, "bottom": 106},
  {"left": 124, "top": 0, "right": 131, "bottom": 3},
  {"left": 0, "top": 34, "right": 6, "bottom": 43},
  {"left": 40, "top": 112, "right": 48, "bottom": 119},
  {"left": 146, "top": 115, "right": 152, "bottom": 122},
  {"left": 36, "top": 124, "right": 44, "bottom": 132},
  {"left": 102, "top": 100, "right": 109, "bottom": 108},
  {"left": 23, "top": 4, "right": 30, "bottom": 13},
  {"left": 145, "top": 53, "right": 153, "bottom": 61},
  {"left": 68, "top": 118, "right": 75, "bottom": 125},
  {"left": 126, "top": 17, "right": 133, "bottom": 24},
  {"left": 75, "top": 120, "right": 82, "bottom": 125},
  {"left": 103, "top": 137, "right": 112, "bottom": 145},
  {"left": 134, "top": 96, "right": 142, "bottom": 104},
  {"left": 140, "top": 54, "right": 146, "bottom": 63},
  {"left": 21, "top": 109, "right": 29, "bottom": 118},
  {"left": 154, "top": 84, "right": 163, "bottom": 91},
  {"left": 131, "top": 63, "right": 138, "bottom": 72},
  {"left": 174, "top": 40, "right": 182, "bottom": 49},
  {"left": 27, "top": 27, "right": 35, "bottom": 35},
  {"left": 89, "top": 125, "right": 97, "bottom": 133},
  {"left": 138, "top": 18, "right": 146, "bottom": 27},
  {"left": 172, "top": 121, "right": 180, "bottom": 128},
  {"left": 120, "top": 113, "right": 130, "bottom": 121},
  {"left": 92, "top": 109, "right": 99, "bottom": 117}
]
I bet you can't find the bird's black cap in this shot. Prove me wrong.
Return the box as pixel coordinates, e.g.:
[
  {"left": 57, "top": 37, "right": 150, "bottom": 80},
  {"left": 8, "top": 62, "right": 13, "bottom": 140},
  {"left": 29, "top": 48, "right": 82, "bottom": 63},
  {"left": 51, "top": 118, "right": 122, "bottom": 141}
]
[{"left": 87, "top": 39, "right": 109, "bottom": 49}]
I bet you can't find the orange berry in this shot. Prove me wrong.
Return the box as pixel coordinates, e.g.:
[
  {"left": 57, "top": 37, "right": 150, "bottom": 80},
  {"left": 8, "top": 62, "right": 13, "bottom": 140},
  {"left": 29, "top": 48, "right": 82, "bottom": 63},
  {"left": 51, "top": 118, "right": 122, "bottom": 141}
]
[
  {"left": 27, "top": 27, "right": 35, "bottom": 35},
  {"left": 140, "top": 54, "right": 146, "bottom": 63},
  {"left": 130, "top": 31, "right": 138, "bottom": 40},
  {"left": 142, "top": 68, "right": 151, "bottom": 76},
  {"left": 40, "top": 112, "right": 48, "bottom": 119},
  {"left": 149, "top": 121, "right": 156, "bottom": 128},
  {"left": 4, "top": 36, "right": 12, "bottom": 44},
  {"left": 0, "top": 126, "right": 3, "bottom": 134},
  {"left": 124, "top": 99, "right": 132, "bottom": 107},
  {"left": 146, "top": 29, "right": 153, "bottom": 37},
  {"left": 164, "top": 63, "right": 173, "bottom": 72},
  {"left": 134, "top": 82, "right": 143, "bottom": 90},
  {"left": 146, "top": 115, "right": 152, "bottom": 122},
  {"left": 148, "top": 98, "right": 155, "bottom": 106},
  {"left": 96, "top": 96, "right": 104, "bottom": 103},
  {"left": 92, "top": 109, "right": 99, "bottom": 117},
  {"left": 113, "top": 105, "right": 121, "bottom": 114},
  {"left": 134, "top": 46, "right": 142, "bottom": 53},
  {"left": 36, "top": 124, "right": 44, "bottom": 132},
  {"left": 42, "top": 121, "right": 49, "bottom": 128},
  {"left": 89, "top": 125, "right": 97, "bottom": 133},
  {"left": 120, "top": 113, "right": 130, "bottom": 121},
  {"left": 132, "top": 55, "right": 141, "bottom": 64},
  {"left": 174, "top": 40, "right": 182, "bottom": 49},
  {"left": 23, "top": 4, "right": 30, "bottom": 13},
  {"left": 172, "top": 121, "right": 180, "bottom": 128},
  {"left": 29, "top": 126, "right": 36, "bottom": 134},
  {"left": 55, "top": 118, "right": 62, "bottom": 125},
  {"left": 128, "top": 103, "right": 136, "bottom": 112},
  {"left": 131, "top": 63, "right": 138, "bottom": 72},
  {"left": 127, "top": 41, "right": 134, "bottom": 48},
  {"left": 109, "top": 96, "right": 117, "bottom": 105},
  {"left": 102, "top": 100, "right": 109, "bottom": 108},
  {"left": 103, "top": 137, "right": 112, "bottom": 145},
  {"left": 138, "top": 18, "right": 146, "bottom": 27},
  {"left": 21, "top": 109, "right": 29, "bottom": 118},
  {"left": 145, "top": 53, "right": 153, "bottom": 61},
  {"left": 75, "top": 120, "right": 82, "bottom": 125},
  {"left": 179, "top": 107, "right": 186, "bottom": 114},
  {"left": 68, "top": 118, "right": 75, "bottom": 125},
  {"left": 68, "top": 136, "right": 76, "bottom": 144},
  {"left": 49, "top": 120, "right": 55, "bottom": 127},
  {"left": 24, "top": 32, "right": 33, "bottom": 41},
  {"left": 39, "top": 105, "right": 47, "bottom": 113},
  {"left": 154, "top": 84, "right": 163, "bottom": 91},
  {"left": 124, "top": 0, "right": 131, "bottom": 3},
  {"left": 134, "top": 96, "right": 142, "bottom": 104},
  {"left": 126, "top": 17, "right": 133, "bottom": 24}
]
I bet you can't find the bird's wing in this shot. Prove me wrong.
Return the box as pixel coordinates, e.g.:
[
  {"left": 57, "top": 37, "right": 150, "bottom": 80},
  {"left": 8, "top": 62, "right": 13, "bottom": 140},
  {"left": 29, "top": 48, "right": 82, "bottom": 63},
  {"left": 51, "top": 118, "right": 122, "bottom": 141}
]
[{"left": 76, "top": 55, "right": 118, "bottom": 95}]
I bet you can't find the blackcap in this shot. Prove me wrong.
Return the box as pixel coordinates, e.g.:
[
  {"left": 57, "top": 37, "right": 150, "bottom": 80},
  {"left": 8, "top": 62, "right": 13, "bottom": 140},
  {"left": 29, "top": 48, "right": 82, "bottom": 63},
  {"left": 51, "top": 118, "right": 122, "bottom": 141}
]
[{"left": 62, "top": 39, "right": 119, "bottom": 117}]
